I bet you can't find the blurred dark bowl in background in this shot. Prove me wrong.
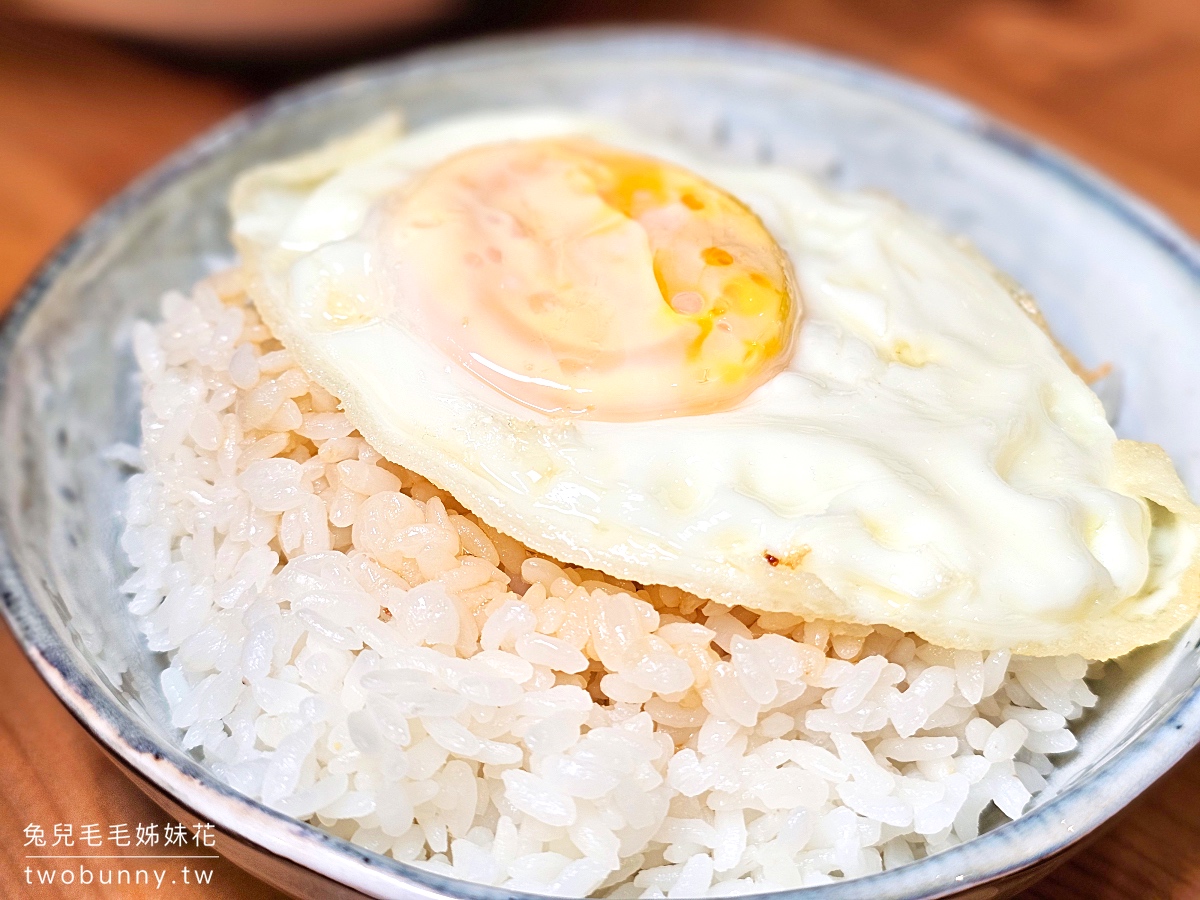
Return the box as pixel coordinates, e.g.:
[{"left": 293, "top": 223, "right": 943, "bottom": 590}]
[{"left": 10, "top": 0, "right": 472, "bottom": 52}]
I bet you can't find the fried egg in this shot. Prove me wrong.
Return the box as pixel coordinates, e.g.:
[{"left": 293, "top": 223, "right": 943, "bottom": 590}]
[{"left": 232, "top": 111, "right": 1200, "bottom": 658}]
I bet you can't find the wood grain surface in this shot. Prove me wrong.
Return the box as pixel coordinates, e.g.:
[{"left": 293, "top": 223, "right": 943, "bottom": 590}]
[{"left": 0, "top": 1, "right": 1197, "bottom": 897}]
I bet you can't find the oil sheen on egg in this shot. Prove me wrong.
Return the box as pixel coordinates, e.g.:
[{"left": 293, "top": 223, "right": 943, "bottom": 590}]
[{"left": 232, "top": 110, "right": 1200, "bottom": 659}]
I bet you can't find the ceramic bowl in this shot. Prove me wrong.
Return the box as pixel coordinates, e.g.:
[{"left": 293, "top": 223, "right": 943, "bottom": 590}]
[{"left": 2, "top": 28, "right": 1199, "bottom": 900}]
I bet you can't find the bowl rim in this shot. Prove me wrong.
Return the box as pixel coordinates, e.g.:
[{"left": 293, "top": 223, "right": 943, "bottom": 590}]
[{"left": 2, "top": 25, "right": 1199, "bottom": 900}]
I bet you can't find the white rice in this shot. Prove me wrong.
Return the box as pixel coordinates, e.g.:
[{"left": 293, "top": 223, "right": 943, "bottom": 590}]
[{"left": 120, "top": 270, "right": 1100, "bottom": 896}]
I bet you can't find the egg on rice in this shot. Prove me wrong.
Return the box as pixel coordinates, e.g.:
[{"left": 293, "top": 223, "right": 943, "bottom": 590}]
[{"left": 119, "top": 110, "right": 1200, "bottom": 896}]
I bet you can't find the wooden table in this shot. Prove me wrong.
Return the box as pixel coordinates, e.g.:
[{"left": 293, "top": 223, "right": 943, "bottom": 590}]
[{"left": 1, "top": 1, "right": 1197, "bottom": 896}]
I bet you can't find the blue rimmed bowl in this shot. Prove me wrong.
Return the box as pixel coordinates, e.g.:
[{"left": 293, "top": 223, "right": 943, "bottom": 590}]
[{"left": 2, "top": 27, "right": 1199, "bottom": 900}]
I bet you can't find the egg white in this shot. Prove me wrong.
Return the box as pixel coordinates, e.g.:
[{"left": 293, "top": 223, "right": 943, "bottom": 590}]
[{"left": 232, "top": 110, "right": 1200, "bottom": 658}]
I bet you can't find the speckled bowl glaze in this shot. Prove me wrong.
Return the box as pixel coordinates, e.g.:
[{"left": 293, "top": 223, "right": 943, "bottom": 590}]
[{"left": 2, "top": 28, "right": 1199, "bottom": 900}]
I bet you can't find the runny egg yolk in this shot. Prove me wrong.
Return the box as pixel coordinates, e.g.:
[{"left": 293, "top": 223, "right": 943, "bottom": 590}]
[{"left": 380, "top": 137, "right": 798, "bottom": 420}]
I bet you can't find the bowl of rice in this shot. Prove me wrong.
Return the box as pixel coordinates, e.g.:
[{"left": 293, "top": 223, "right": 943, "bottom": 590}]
[{"left": 4, "top": 28, "right": 1200, "bottom": 900}]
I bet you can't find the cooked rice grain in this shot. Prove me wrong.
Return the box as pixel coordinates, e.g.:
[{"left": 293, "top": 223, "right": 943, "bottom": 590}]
[{"left": 120, "top": 272, "right": 1098, "bottom": 896}]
